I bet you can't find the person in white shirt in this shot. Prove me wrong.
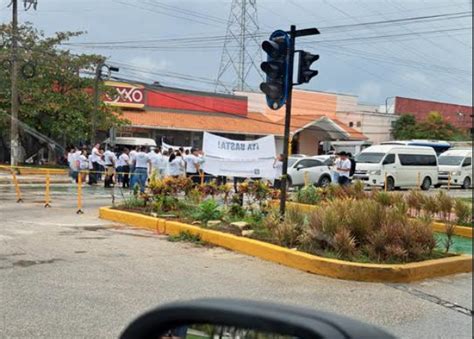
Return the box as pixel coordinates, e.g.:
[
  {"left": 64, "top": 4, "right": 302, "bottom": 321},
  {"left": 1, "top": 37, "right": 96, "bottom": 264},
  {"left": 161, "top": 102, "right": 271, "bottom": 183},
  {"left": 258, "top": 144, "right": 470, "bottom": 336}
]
[
  {"left": 103, "top": 148, "right": 117, "bottom": 188},
  {"left": 67, "top": 146, "right": 76, "bottom": 181},
  {"left": 116, "top": 148, "right": 130, "bottom": 188},
  {"left": 184, "top": 148, "right": 201, "bottom": 184},
  {"left": 131, "top": 146, "right": 150, "bottom": 192},
  {"left": 168, "top": 151, "right": 184, "bottom": 178},
  {"left": 89, "top": 143, "right": 102, "bottom": 184},
  {"left": 78, "top": 149, "right": 89, "bottom": 184},
  {"left": 335, "top": 151, "right": 351, "bottom": 186},
  {"left": 177, "top": 150, "right": 186, "bottom": 177},
  {"left": 129, "top": 147, "right": 137, "bottom": 173},
  {"left": 69, "top": 147, "right": 81, "bottom": 183},
  {"left": 147, "top": 147, "right": 165, "bottom": 178},
  {"left": 162, "top": 150, "right": 170, "bottom": 176},
  {"left": 273, "top": 154, "right": 283, "bottom": 189}
]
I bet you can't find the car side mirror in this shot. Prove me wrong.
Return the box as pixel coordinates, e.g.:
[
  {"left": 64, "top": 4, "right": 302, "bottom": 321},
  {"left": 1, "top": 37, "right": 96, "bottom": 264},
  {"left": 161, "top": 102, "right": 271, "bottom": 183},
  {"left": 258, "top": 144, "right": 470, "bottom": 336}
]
[
  {"left": 120, "top": 299, "right": 395, "bottom": 339},
  {"left": 295, "top": 164, "right": 304, "bottom": 170}
]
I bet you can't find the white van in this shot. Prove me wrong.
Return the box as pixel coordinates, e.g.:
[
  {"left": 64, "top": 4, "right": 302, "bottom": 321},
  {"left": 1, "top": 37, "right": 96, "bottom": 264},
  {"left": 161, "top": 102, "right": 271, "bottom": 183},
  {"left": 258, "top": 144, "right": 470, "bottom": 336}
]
[
  {"left": 437, "top": 149, "right": 472, "bottom": 189},
  {"left": 103, "top": 137, "right": 157, "bottom": 150},
  {"left": 354, "top": 145, "right": 438, "bottom": 191}
]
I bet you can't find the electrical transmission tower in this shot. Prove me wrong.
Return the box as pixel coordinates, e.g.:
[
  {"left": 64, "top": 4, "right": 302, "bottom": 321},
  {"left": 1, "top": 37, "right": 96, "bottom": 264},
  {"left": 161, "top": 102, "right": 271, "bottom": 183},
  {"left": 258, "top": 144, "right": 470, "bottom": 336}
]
[{"left": 215, "top": 0, "right": 263, "bottom": 93}]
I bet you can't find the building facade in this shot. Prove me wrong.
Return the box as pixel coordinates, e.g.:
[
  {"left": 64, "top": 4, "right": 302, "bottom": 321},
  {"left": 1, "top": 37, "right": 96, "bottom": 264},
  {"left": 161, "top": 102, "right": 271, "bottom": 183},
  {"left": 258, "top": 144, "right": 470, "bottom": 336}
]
[
  {"left": 109, "top": 82, "right": 367, "bottom": 155},
  {"left": 394, "top": 96, "right": 473, "bottom": 135}
]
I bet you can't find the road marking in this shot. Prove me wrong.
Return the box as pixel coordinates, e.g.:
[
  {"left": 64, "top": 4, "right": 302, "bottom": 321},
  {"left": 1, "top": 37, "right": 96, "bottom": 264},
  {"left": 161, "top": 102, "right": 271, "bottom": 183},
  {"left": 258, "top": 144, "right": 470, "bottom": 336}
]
[{"left": 388, "top": 284, "right": 473, "bottom": 317}]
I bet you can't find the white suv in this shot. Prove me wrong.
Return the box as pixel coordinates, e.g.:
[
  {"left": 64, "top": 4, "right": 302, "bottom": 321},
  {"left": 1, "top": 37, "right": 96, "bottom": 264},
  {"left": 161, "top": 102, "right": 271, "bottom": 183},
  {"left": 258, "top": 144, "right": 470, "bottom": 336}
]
[{"left": 287, "top": 156, "right": 333, "bottom": 188}]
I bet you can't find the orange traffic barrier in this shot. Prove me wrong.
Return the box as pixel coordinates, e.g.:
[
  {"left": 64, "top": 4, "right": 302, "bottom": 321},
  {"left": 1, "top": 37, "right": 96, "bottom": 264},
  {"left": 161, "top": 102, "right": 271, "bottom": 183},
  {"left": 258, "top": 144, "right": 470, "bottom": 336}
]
[
  {"left": 384, "top": 172, "right": 388, "bottom": 192},
  {"left": 44, "top": 172, "right": 51, "bottom": 208},
  {"left": 76, "top": 171, "right": 84, "bottom": 214},
  {"left": 10, "top": 169, "right": 23, "bottom": 203}
]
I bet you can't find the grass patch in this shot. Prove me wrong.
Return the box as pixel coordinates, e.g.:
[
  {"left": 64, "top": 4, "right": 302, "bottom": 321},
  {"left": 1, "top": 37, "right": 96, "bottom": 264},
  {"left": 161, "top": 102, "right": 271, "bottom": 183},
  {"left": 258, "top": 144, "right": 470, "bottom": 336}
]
[{"left": 168, "top": 231, "right": 205, "bottom": 246}]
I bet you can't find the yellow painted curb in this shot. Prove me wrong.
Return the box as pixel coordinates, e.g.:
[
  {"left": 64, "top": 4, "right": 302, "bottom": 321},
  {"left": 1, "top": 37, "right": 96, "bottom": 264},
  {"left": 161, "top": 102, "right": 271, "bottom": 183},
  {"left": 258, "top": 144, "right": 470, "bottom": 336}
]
[
  {"left": 283, "top": 201, "right": 473, "bottom": 239},
  {"left": 431, "top": 221, "right": 472, "bottom": 238},
  {"left": 99, "top": 207, "right": 473, "bottom": 283}
]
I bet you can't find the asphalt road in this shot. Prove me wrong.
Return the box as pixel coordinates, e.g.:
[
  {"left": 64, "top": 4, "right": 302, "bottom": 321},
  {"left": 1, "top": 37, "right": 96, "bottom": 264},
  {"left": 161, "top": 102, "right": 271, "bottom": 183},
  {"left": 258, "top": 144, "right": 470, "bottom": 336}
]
[{"left": 0, "top": 185, "right": 472, "bottom": 338}]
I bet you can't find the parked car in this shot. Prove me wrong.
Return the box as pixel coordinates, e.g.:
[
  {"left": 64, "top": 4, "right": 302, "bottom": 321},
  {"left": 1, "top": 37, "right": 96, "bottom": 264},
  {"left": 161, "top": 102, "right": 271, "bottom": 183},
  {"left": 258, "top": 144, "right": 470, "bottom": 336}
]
[
  {"left": 436, "top": 149, "right": 472, "bottom": 189},
  {"left": 354, "top": 145, "right": 438, "bottom": 191},
  {"left": 287, "top": 156, "right": 332, "bottom": 188}
]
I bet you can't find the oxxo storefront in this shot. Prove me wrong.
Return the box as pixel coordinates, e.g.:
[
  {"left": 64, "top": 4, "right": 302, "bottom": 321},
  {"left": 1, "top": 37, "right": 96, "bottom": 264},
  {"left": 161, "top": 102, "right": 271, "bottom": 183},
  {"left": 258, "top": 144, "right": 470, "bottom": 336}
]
[{"left": 105, "top": 81, "right": 366, "bottom": 154}]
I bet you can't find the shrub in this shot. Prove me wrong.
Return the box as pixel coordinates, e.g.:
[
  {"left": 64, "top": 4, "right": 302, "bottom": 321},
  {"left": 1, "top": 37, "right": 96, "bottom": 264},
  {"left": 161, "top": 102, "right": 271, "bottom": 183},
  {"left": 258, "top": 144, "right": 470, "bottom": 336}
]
[
  {"left": 346, "top": 199, "right": 382, "bottom": 241},
  {"left": 332, "top": 228, "right": 357, "bottom": 259},
  {"left": 436, "top": 191, "right": 454, "bottom": 221},
  {"left": 193, "top": 199, "right": 223, "bottom": 226},
  {"left": 122, "top": 194, "right": 145, "bottom": 209},
  {"left": 270, "top": 205, "right": 306, "bottom": 248},
  {"left": 443, "top": 222, "right": 456, "bottom": 253},
  {"left": 153, "top": 195, "right": 179, "bottom": 213},
  {"left": 351, "top": 180, "right": 367, "bottom": 199},
  {"left": 421, "top": 195, "right": 439, "bottom": 217},
  {"left": 373, "top": 191, "right": 392, "bottom": 207},
  {"left": 295, "top": 185, "right": 321, "bottom": 205},
  {"left": 405, "top": 189, "right": 425, "bottom": 216},
  {"left": 454, "top": 200, "right": 472, "bottom": 226}
]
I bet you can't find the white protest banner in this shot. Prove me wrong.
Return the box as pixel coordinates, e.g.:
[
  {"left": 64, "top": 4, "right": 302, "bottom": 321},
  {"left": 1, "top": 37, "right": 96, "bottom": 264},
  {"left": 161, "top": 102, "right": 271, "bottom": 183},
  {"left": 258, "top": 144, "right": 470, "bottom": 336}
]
[
  {"left": 203, "top": 156, "right": 276, "bottom": 179},
  {"left": 202, "top": 132, "right": 275, "bottom": 160},
  {"left": 161, "top": 139, "right": 192, "bottom": 152},
  {"left": 202, "top": 132, "right": 277, "bottom": 178}
]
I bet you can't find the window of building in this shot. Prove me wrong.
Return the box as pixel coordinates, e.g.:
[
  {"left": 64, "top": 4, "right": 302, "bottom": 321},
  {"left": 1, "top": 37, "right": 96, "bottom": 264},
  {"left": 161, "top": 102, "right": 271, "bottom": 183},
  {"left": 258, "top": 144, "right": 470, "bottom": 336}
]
[
  {"left": 356, "top": 121, "right": 362, "bottom": 127},
  {"left": 349, "top": 122, "right": 354, "bottom": 127}
]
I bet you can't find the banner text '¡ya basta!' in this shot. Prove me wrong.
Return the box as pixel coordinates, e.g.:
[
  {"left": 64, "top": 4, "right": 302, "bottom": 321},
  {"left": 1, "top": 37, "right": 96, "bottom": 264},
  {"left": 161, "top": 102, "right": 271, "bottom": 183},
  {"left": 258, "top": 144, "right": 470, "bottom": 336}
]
[{"left": 217, "top": 141, "right": 260, "bottom": 151}]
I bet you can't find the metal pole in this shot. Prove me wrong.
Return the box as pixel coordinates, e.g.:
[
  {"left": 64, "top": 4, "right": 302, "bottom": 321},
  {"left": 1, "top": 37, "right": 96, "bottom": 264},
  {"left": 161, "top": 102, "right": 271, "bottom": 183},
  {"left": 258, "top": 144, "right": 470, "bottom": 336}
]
[
  {"left": 10, "top": 0, "right": 19, "bottom": 166},
  {"left": 91, "top": 61, "right": 103, "bottom": 145},
  {"left": 279, "top": 25, "right": 296, "bottom": 217}
]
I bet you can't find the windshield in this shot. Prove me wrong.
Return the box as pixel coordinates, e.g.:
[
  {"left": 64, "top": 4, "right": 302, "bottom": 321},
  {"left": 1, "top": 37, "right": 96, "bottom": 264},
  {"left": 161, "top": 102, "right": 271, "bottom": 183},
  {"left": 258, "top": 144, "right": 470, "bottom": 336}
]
[
  {"left": 288, "top": 158, "right": 298, "bottom": 167},
  {"left": 355, "top": 152, "right": 385, "bottom": 164},
  {"left": 438, "top": 156, "right": 464, "bottom": 166}
]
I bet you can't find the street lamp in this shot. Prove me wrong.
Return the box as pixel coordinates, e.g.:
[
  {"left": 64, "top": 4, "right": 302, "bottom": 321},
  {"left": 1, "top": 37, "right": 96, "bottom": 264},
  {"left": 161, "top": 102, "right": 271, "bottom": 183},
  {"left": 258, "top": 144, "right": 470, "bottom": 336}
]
[
  {"left": 385, "top": 96, "right": 396, "bottom": 114},
  {"left": 91, "top": 62, "right": 119, "bottom": 145}
]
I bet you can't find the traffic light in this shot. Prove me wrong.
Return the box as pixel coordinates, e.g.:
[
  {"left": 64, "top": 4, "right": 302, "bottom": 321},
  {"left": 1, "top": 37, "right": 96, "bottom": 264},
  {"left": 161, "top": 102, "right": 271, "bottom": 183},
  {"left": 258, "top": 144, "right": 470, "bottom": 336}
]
[
  {"left": 260, "top": 30, "right": 290, "bottom": 110},
  {"left": 297, "top": 51, "right": 319, "bottom": 85}
]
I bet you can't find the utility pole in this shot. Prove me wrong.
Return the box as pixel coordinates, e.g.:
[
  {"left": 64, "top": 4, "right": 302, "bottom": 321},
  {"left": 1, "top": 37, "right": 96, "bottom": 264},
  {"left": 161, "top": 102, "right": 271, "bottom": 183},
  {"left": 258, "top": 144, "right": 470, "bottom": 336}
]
[
  {"left": 91, "top": 61, "right": 104, "bottom": 146},
  {"left": 91, "top": 61, "right": 119, "bottom": 146},
  {"left": 10, "top": 0, "right": 19, "bottom": 166}
]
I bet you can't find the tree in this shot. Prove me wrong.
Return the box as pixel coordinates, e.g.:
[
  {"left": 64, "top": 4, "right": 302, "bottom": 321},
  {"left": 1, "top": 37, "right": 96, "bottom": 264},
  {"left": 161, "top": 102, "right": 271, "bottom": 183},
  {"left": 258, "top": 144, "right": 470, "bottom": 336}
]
[
  {"left": 0, "top": 23, "right": 128, "bottom": 162},
  {"left": 392, "top": 112, "right": 468, "bottom": 141},
  {"left": 392, "top": 114, "right": 420, "bottom": 140}
]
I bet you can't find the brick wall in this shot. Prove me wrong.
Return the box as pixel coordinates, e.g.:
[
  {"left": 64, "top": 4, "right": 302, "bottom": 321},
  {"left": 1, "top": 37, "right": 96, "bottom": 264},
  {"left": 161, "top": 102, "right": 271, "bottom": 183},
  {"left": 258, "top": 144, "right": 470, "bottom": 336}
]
[{"left": 394, "top": 97, "right": 473, "bottom": 132}]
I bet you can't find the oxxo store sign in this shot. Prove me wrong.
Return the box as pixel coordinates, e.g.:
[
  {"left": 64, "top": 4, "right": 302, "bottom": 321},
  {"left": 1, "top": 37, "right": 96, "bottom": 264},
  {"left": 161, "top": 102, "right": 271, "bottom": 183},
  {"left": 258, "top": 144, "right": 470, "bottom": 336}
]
[{"left": 104, "top": 81, "right": 145, "bottom": 109}]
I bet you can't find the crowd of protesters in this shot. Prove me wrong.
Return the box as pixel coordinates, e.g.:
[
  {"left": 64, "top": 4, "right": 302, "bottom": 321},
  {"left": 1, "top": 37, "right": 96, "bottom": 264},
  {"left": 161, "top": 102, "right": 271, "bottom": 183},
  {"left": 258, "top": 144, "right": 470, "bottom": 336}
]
[
  {"left": 66, "top": 144, "right": 205, "bottom": 193},
  {"left": 67, "top": 143, "right": 357, "bottom": 195}
]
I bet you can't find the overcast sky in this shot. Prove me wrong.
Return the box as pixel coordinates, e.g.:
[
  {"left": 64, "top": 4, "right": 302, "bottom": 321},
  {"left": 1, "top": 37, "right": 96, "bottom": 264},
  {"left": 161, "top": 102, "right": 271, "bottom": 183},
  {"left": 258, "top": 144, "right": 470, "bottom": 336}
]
[{"left": 1, "top": 0, "right": 472, "bottom": 106}]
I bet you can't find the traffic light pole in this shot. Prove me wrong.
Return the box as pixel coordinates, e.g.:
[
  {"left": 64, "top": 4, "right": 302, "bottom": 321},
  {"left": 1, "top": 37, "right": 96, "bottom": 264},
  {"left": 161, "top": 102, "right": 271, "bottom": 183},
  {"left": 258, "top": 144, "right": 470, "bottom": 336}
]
[{"left": 279, "top": 25, "right": 296, "bottom": 217}]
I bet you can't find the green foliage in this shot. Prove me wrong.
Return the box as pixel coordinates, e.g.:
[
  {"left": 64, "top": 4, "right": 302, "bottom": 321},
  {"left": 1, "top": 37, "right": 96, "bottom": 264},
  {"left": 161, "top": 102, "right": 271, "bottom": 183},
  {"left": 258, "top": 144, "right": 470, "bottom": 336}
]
[
  {"left": 168, "top": 231, "right": 203, "bottom": 245},
  {"left": 153, "top": 195, "right": 179, "bottom": 213},
  {"left": 122, "top": 194, "right": 145, "bottom": 209},
  {"left": 295, "top": 185, "right": 321, "bottom": 205},
  {"left": 193, "top": 199, "right": 223, "bottom": 226},
  {"left": 454, "top": 200, "right": 472, "bottom": 226},
  {"left": 436, "top": 190, "right": 454, "bottom": 221},
  {"left": 392, "top": 112, "right": 468, "bottom": 141},
  {"left": 0, "top": 23, "right": 128, "bottom": 151}
]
